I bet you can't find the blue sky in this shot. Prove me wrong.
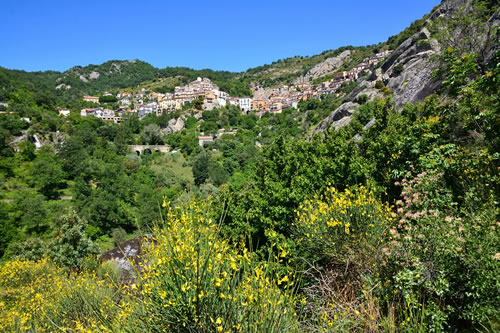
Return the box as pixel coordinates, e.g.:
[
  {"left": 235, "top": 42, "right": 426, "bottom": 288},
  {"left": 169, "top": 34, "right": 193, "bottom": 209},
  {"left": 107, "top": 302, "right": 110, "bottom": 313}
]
[{"left": 2, "top": 0, "right": 440, "bottom": 73}]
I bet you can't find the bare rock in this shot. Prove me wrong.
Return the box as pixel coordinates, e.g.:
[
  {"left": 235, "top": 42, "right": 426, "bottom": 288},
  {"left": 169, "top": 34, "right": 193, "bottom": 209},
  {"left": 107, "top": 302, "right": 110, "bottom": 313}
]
[
  {"left": 368, "top": 68, "right": 383, "bottom": 82},
  {"left": 344, "top": 80, "right": 380, "bottom": 103},
  {"left": 55, "top": 83, "right": 71, "bottom": 90},
  {"left": 300, "top": 50, "right": 351, "bottom": 82},
  {"left": 314, "top": 102, "right": 358, "bottom": 133},
  {"left": 88, "top": 71, "right": 100, "bottom": 80},
  {"left": 163, "top": 117, "right": 185, "bottom": 135},
  {"left": 100, "top": 235, "right": 155, "bottom": 283},
  {"left": 363, "top": 118, "right": 376, "bottom": 130}
]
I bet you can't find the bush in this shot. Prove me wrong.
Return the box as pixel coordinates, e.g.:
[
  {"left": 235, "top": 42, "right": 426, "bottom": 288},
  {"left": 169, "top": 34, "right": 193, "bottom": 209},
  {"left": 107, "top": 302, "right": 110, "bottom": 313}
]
[
  {"left": 50, "top": 212, "right": 100, "bottom": 271},
  {"left": 357, "top": 94, "right": 368, "bottom": 104},
  {"left": 381, "top": 167, "right": 499, "bottom": 331},
  {"left": 293, "top": 185, "right": 393, "bottom": 263},
  {"left": 375, "top": 80, "right": 385, "bottom": 90},
  {"left": 131, "top": 199, "right": 300, "bottom": 332},
  {"left": 393, "top": 63, "right": 404, "bottom": 76},
  {"left": 293, "top": 185, "right": 395, "bottom": 331},
  {"left": 111, "top": 227, "right": 128, "bottom": 246},
  {"left": 0, "top": 258, "right": 125, "bottom": 332}
]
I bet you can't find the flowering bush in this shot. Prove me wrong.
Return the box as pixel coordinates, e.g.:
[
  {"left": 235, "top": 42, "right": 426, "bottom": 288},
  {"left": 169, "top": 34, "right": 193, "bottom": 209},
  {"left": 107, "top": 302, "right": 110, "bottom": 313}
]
[
  {"left": 293, "top": 185, "right": 395, "bottom": 331},
  {"left": 0, "top": 200, "right": 301, "bottom": 332},
  {"left": 130, "top": 200, "right": 299, "bottom": 332},
  {"left": 383, "top": 166, "right": 499, "bottom": 331},
  {"left": 294, "top": 185, "right": 393, "bottom": 259},
  {"left": 0, "top": 258, "right": 125, "bottom": 332}
]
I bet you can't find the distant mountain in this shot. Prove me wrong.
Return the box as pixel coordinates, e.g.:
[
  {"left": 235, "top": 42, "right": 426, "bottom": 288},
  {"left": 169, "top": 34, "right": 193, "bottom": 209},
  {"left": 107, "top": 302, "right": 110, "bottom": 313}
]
[{"left": 57, "top": 60, "right": 158, "bottom": 94}]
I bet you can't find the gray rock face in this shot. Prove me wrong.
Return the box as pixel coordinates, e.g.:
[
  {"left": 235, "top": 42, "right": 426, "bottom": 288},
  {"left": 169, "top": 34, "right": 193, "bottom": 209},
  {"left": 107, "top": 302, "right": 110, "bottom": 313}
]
[
  {"left": 314, "top": 23, "right": 441, "bottom": 134},
  {"left": 368, "top": 68, "right": 383, "bottom": 82},
  {"left": 162, "top": 117, "right": 185, "bottom": 135},
  {"left": 485, "top": 8, "right": 500, "bottom": 64},
  {"left": 79, "top": 71, "right": 101, "bottom": 82},
  {"left": 55, "top": 83, "right": 71, "bottom": 90},
  {"left": 363, "top": 118, "right": 376, "bottom": 130},
  {"left": 171, "top": 117, "right": 184, "bottom": 132},
  {"left": 88, "top": 71, "right": 100, "bottom": 80},
  {"left": 252, "top": 85, "right": 271, "bottom": 100},
  {"left": 100, "top": 235, "right": 155, "bottom": 283},
  {"left": 314, "top": 102, "right": 357, "bottom": 133},
  {"left": 312, "top": 0, "right": 494, "bottom": 135},
  {"left": 313, "top": 79, "right": 385, "bottom": 134},
  {"left": 344, "top": 80, "right": 382, "bottom": 104},
  {"left": 299, "top": 50, "right": 351, "bottom": 83},
  {"left": 382, "top": 27, "right": 442, "bottom": 108}
]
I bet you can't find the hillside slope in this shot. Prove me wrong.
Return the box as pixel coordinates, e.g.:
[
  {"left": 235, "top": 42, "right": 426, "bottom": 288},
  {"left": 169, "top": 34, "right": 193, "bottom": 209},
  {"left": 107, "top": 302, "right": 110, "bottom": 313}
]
[{"left": 315, "top": 0, "right": 499, "bottom": 133}]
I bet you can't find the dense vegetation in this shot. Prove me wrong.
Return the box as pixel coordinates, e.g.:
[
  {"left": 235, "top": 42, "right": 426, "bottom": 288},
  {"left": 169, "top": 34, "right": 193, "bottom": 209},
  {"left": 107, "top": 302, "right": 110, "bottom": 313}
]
[{"left": 0, "top": 1, "right": 499, "bottom": 331}]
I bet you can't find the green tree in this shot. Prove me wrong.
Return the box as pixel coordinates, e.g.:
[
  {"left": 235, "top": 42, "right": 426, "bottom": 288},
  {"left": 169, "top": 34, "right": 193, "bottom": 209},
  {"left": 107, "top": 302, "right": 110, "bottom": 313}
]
[
  {"left": 192, "top": 151, "right": 210, "bottom": 186},
  {"left": 30, "top": 147, "right": 66, "bottom": 199},
  {"left": 50, "top": 212, "right": 100, "bottom": 271},
  {"left": 142, "top": 124, "right": 163, "bottom": 145}
]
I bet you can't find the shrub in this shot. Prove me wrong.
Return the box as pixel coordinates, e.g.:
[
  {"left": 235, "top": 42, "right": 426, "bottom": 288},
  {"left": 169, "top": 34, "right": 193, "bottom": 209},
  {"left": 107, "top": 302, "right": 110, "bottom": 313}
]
[
  {"left": 382, "top": 167, "right": 499, "bottom": 331},
  {"left": 357, "top": 94, "right": 369, "bottom": 104},
  {"left": 111, "top": 227, "right": 128, "bottom": 246},
  {"left": 393, "top": 63, "right": 404, "bottom": 76},
  {"left": 50, "top": 212, "right": 100, "bottom": 271},
  {"left": 130, "top": 199, "right": 300, "bottom": 332},
  {"left": 293, "top": 185, "right": 393, "bottom": 261},
  {"left": 293, "top": 185, "right": 395, "bottom": 331},
  {"left": 0, "top": 258, "right": 125, "bottom": 332}
]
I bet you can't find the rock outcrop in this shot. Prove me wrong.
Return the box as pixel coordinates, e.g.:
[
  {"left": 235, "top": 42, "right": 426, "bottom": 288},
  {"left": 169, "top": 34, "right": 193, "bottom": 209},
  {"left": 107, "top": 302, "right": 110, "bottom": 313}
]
[
  {"left": 162, "top": 117, "right": 185, "bottom": 135},
  {"left": 382, "top": 27, "right": 442, "bottom": 108},
  {"left": 297, "top": 50, "right": 351, "bottom": 83},
  {"left": 100, "top": 235, "right": 155, "bottom": 283},
  {"left": 314, "top": 102, "right": 358, "bottom": 132},
  {"left": 314, "top": 1, "right": 461, "bottom": 134}
]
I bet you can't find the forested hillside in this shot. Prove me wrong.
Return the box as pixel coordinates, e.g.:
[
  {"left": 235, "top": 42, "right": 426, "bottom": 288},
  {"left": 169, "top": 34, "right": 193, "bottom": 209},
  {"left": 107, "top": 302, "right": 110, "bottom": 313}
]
[{"left": 0, "top": 0, "right": 498, "bottom": 331}]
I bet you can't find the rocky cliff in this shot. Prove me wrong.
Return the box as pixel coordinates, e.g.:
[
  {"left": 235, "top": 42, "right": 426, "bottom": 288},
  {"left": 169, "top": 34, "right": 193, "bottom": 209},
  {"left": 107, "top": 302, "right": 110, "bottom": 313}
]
[
  {"left": 313, "top": 0, "right": 497, "bottom": 134},
  {"left": 296, "top": 50, "right": 351, "bottom": 83}
]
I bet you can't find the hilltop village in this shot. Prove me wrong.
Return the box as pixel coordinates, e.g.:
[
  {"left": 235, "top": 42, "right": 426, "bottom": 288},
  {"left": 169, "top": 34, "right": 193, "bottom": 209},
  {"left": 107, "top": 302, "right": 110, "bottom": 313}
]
[{"left": 76, "top": 50, "right": 392, "bottom": 123}]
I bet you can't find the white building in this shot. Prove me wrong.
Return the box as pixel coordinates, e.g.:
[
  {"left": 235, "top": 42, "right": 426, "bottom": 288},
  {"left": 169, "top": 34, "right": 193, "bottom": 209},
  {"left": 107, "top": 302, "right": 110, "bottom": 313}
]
[
  {"left": 216, "top": 90, "right": 229, "bottom": 108},
  {"left": 228, "top": 97, "right": 240, "bottom": 107},
  {"left": 198, "top": 136, "right": 214, "bottom": 147},
  {"left": 239, "top": 98, "right": 252, "bottom": 113}
]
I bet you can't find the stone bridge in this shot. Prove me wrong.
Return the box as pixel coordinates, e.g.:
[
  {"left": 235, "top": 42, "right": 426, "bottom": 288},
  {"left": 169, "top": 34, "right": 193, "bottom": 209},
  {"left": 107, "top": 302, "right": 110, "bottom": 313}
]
[{"left": 129, "top": 145, "right": 171, "bottom": 155}]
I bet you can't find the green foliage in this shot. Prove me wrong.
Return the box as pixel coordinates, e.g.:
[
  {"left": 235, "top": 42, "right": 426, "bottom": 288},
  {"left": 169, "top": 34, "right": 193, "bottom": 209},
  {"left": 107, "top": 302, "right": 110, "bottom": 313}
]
[
  {"left": 375, "top": 80, "right": 385, "bottom": 90},
  {"left": 158, "top": 67, "right": 253, "bottom": 97},
  {"left": 192, "top": 151, "right": 210, "bottom": 186},
  {"left": 294, "top": 186, "right": 392, "bottom": 262},
  {"left": 111, "top": 227, "right": 128, "bottom": 247},
  {"left": 30, "top": 146, "right": 66, "bottom": 199},
  {"left": 430, "top": 0, "right": 498, "bottom": 68},
  {"left": 99, "top": 95, "right": 117, "bottom": 103},
  {"left": 49, "top": 212, "right": 100, "bottom": 270},
  {"left": 142, "top": 123, "right": 163, "bottom": 145},
  {"left": 133, "top": 200, "right": 299, "bottom": 332}
]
